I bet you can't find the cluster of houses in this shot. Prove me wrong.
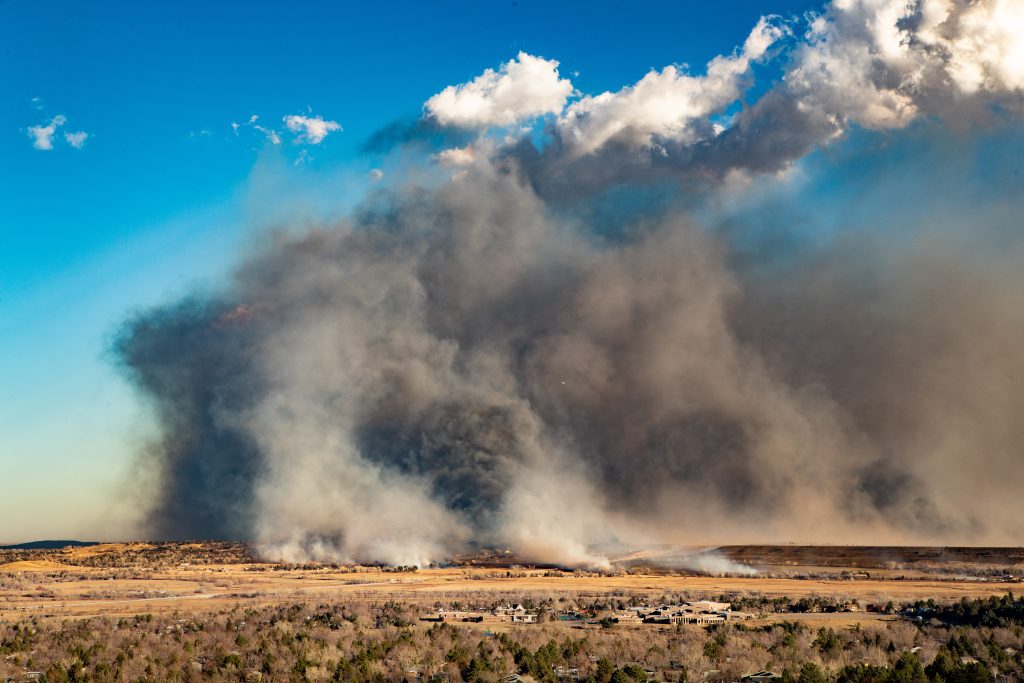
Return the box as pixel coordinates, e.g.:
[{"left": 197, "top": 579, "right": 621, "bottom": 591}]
[
  {"left": 420, "top": 603, "right": 539, "bottom": 624},
  {"left": 609, "top": 600, "right": 753, "bottom": 626},
  {"left": 420, "top": 600, "right": 755, "bottom": 628}
]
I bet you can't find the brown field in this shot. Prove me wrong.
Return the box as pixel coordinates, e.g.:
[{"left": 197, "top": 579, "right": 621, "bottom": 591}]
[{"left": 1, "top": 542, "right": 1021, "bottom": 624}]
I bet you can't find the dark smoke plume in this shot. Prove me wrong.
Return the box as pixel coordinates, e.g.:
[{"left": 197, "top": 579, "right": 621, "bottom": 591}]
[{"left": 116, "top": 0, "right": 1024, "bottom": 566}]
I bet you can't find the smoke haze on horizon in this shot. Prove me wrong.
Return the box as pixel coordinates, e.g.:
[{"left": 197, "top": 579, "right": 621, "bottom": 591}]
[{"left": 115, "top": 0, "right": 1024, "bottom": 567}]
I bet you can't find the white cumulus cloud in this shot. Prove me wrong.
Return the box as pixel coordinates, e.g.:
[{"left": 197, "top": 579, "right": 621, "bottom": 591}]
[
  {"left": 283, "top": 114, "right": 341, "bottom": 144},
  {"left": 785, "top": 0, "right": 1024, "bottom": 135},
  {"left": 405, "top": 0, "right": 1024, "bottom": 186},
  {"left": 784, "top": 2, "right": 920, "bottom": 132},
  {"left": 27, "top": 115, "right": 90, "bottom": 151},
  {"left": 64, "top": 131, "right": 89, "bottom": 149},
  {"left": 27, "top": 115, "right": 67, "bottom": 150},
  {"left": 919, "top": 0, "right": 1024, "bottom": 93},
  {"left": 556, "top": 17, "right": 787, "bottom": 155},
  {"left": 425, "top": 52, "right": 574, "bottom": 128}
]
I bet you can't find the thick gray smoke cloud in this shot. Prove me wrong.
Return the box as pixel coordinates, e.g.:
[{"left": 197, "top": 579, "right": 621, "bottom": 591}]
[{"left": 116, "top": 0, "right": 1024, "bottom": 566}]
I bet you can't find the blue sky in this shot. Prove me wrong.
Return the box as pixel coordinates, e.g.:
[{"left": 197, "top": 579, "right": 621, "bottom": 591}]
[{"left": 0, "top": 0, "right": 847, "bottom": 541}]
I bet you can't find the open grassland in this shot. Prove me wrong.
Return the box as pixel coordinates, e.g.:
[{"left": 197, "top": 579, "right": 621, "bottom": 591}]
[
  {"left": 1, "top": 543, "right": 1021, "bottom": 623},
  {"left": 3, "top": 544, "right": 1023, "bottom": 682}
]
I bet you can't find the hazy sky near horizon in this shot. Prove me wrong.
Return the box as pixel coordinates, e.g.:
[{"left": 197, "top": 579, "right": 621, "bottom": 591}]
[{"left": 0, "top": 0, "right": 824, "bottom": 542}]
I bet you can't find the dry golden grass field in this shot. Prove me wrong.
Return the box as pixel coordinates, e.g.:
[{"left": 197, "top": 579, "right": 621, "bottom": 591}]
[{"left": 1, "top": 543, "right": 1020, "bottom": 624}]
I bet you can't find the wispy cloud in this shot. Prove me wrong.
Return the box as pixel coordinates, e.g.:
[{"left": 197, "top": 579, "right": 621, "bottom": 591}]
[
  {"left": 283, "top": 114, "right": 341, "bottom": 144},
  {"left": 232, "top": 115, "right": 281, "bottom": 144},
  {"left": 231, "top": 112, "right": 341, "bottom": 148}
]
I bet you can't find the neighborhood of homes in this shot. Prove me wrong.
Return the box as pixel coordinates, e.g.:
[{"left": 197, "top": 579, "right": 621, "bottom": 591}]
[
  {"left": 420, "top": 603, "right": 540, "bottom": 624},
  {"left": 420, "top": 600, "right": 755, "bottom": 627},
  {"left": 608, "top": 600, "right": 754, "bottom": 625}
]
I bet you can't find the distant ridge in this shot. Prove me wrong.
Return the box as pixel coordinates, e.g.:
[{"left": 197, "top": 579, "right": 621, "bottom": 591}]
[{"left": 0, "top": 540, "right": 98, "bottom": 550}]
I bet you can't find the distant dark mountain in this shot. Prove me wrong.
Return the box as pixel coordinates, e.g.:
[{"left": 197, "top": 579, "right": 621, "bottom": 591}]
[{"left": 0, "top": 540, "right": 99, "bottom": 550}]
